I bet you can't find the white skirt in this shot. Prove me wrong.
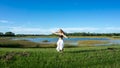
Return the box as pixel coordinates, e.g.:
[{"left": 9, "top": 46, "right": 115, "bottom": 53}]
[{"left": 56, "top": 38, "right": 64, "bottom": 52}]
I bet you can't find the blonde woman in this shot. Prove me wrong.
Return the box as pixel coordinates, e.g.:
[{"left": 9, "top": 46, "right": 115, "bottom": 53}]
[{"left": 53, "top": 29, "right": 68, "bottom": 52}]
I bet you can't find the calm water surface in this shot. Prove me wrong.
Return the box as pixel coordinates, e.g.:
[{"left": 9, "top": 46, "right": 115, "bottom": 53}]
[{"left": 13, "top": 37, "right": 120, "bottom": 45}]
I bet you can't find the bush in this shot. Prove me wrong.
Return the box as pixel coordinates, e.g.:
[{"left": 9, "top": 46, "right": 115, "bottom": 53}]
[{"left": 5, "top": 32, "right": 15, "bottom": 36}]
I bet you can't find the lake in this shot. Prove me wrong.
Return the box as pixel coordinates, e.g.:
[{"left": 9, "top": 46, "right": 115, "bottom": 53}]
[{"left": 12, "top": 37, "right": 120, "bottom": 46}]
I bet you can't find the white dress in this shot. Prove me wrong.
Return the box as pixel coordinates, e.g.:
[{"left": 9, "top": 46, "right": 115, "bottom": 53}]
[{"left": 56, "top": 38, "right": 64, "bottom": 52}]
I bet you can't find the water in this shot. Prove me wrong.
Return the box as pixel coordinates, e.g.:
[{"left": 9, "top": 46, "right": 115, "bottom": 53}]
[
  {"left": 12, "top": 37, "right": 120, "bottom": 46},
  {"left": 13, "top": 37, "right": 109, "bottom": 43},
  {"left": 109, "top": 40, "right": 120, "bottom": 44}
]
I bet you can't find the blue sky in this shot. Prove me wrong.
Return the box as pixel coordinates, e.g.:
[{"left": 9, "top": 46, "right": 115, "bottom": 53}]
[{"left": 0, "top": 0, "right": 120, "bottom": 34}]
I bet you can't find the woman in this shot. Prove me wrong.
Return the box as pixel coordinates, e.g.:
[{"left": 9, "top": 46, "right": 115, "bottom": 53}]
[{"left": 53, "top": 29, "right": 68, "bottom": 52}]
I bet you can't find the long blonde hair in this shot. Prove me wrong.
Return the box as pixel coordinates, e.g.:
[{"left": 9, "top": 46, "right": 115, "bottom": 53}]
[{"left": 58, "top": 29, "right": 65, "bottom": 35}]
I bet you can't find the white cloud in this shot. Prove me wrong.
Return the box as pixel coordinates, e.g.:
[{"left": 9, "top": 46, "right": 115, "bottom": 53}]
[
  {"left": 5, "top": 26, "right": 120, "bottom": 34},
  {"left": 9, "top": 27, "right": 53, "bottom": 34},
  {"left": 105, "top": 27, "right": 120, "bottom": 30},
  {"left": 62, "top": 27, "right": 100, "bottom": 33},
  {"left": 102, "top": 27, "right": 120, "bottom": 33},
  {"left": 48, "top": 27, "right": 100, "bottom": 33},
  {"left": 0, "top": 20, "right": 9, "bottom": 23}
]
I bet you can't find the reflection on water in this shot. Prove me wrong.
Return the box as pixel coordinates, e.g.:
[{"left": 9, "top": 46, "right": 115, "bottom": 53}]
[
  {"left": 109, "top": 40, "right": 120, "bottom": 44},
  {"left": 12, "top": 37, "right": 120, "bottom": 46}
]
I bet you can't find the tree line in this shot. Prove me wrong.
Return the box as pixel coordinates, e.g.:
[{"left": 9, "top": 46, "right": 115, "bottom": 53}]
[
  {"left": 66, "top": 32, "right": 120, "bottom": 36},
  {"left": 0, "top": 32, "right": 120, "bottom": 37}
]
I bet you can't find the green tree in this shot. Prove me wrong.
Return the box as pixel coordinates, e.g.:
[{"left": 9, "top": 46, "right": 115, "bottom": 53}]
[
  {"left": 5, "top": 32, "right": 15, "bottom": 36},
  {"left": 0, "top": 32, "right": 4, "bottom": 36}
]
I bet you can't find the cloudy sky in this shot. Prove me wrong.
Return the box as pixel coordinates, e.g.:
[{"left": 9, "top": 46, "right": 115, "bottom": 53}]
[{"left": 0, "top": 0, "right": 120, "bottom": 34}]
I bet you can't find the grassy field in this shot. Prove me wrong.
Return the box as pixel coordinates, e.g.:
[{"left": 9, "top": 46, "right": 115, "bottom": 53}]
[{"left": 0, "top": 45, "right": 120, "bottom": 68}]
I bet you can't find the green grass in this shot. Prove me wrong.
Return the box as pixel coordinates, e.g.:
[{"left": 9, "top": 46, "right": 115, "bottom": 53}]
[{"left": 0, "top": 45, "right": 120, "bottom": 68}]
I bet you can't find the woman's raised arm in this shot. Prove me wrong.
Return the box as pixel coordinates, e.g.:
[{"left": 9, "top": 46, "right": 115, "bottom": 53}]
[
  {"left": 62, "top": 33, "right": 68, "bottom": 38},
  {"left": 52, "top": 32, "right": 61, "bottom": 35}
]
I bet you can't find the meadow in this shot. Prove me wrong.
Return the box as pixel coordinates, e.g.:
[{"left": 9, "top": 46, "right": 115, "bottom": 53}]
[
  {"left": 0, "top": 37, "right": 120, "bottom": 68},
  {"left": 0, "top": 45, "right": 120, "bottom": 68}
]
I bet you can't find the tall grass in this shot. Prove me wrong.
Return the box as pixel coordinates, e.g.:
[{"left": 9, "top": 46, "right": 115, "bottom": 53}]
[
  {"left": 0, "top": 45, "right": 120, "bottom": 68},
  {"left": 78, "top": 40, "right": 109, "bottom": 46}
]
